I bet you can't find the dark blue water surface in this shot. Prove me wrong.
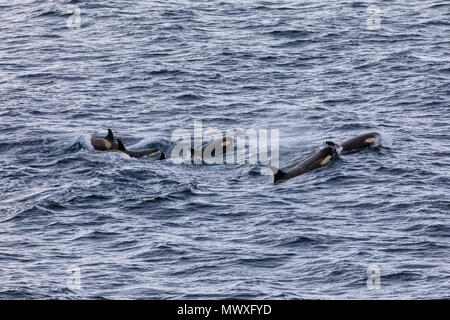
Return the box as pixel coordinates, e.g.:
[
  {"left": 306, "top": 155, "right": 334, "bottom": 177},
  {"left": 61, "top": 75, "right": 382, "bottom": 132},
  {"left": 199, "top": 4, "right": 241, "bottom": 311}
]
[{"left": 0, "top": 0, "right": 449, "bottom": 299}]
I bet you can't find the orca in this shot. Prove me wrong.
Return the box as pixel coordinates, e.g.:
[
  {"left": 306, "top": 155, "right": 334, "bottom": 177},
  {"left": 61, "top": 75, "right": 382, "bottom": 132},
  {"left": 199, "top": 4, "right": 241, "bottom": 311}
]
[
  {"left": 90, "top": 129, "right": 118, "bottom": 151},
  {"left": 117, "top": 139, "right": 165, "bottom": 160},
  {"left": 190, "top": 137, "right": 233, "bottom": 159},
  {"left": 327, "top": 132, "right": 381, "bottom": 155},
  {"left": 270, "top": 144, "right": 337, "bottom": 183}
]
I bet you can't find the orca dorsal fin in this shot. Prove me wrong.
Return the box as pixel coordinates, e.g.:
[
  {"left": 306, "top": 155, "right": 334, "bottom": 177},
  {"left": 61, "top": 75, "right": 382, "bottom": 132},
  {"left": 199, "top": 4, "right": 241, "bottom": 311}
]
[
  {"left": 270, "top": 166, "right": 287, "bottom": 183},
  {"left": 117, "top": 139, "right": 127, "bottom": 152},
  {"left": 106, "top": 129, "right": 114, "bottom": 142},
  {"left": 159, "top": 152, "right": 165, "bottom": 160},
  {"left": 326, "top": 141, "right": 339, "bottom": 148}
]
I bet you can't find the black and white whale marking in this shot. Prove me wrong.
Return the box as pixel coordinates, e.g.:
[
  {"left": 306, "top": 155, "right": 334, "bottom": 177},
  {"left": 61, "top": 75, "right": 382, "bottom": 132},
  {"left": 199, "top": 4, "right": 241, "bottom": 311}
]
[
  {"left": 117, "top": 139, "right": 165, "bottom": 159},
  {"left": 270, "top": 132, "right": 382, "bottom": 183},
  {"left": 270, "top": 144, "right": 337, "bottom": 183},
  {"left": 327, "top": 132, "right": 381, "bottom": 155},
  {"left": 190, "top": 137, "right": 233, "bottom": 159},
  {"left": 90, "top": 129, "right": 118, "bottom": 151}
]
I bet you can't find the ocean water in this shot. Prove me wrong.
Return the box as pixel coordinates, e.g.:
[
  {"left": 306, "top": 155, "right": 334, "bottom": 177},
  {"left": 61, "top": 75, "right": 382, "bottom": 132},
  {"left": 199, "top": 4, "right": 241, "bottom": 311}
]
[{"left": 0, "top": 0, "right": 449, "bottom": 299}]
